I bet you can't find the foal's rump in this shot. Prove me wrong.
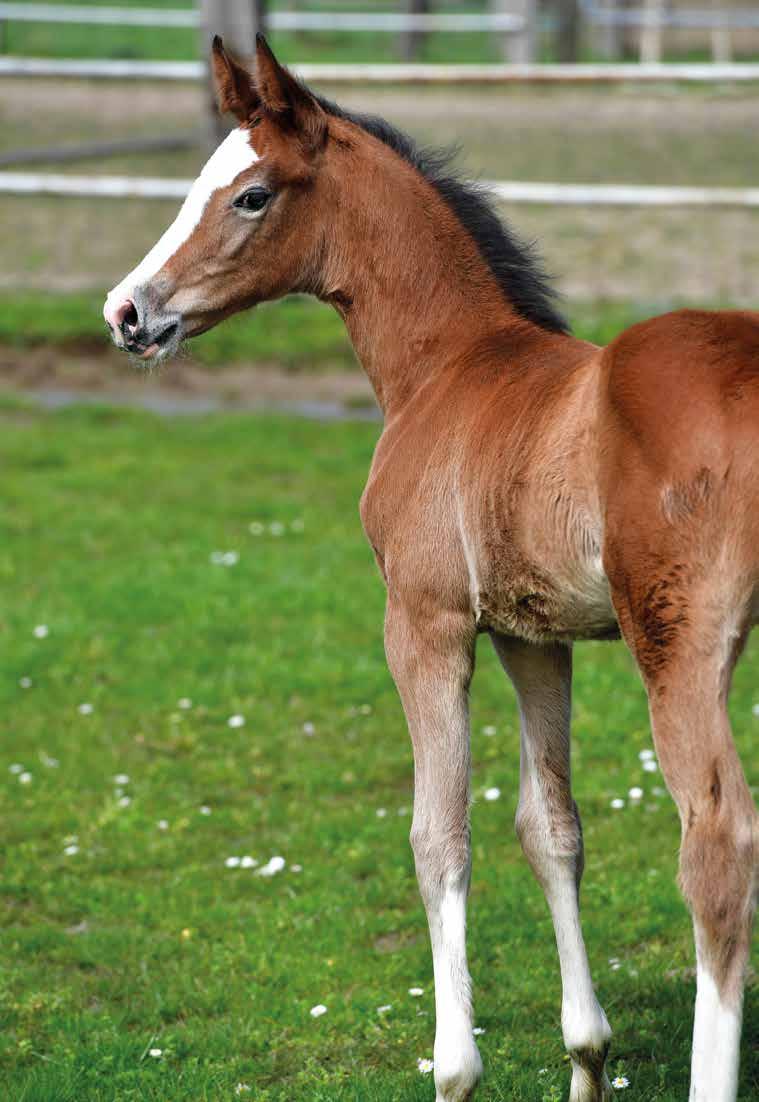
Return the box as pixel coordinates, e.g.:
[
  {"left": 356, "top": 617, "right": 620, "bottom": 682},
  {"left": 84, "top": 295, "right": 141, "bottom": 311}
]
[{"left": 598, "top": 307, "right": 759, "bottom": 664}]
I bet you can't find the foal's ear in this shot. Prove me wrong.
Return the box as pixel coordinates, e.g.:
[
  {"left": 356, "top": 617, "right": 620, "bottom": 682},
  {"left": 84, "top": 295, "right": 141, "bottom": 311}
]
[
  {"left": 211, "top": 36, "right": 259, "bottom": 123},
  {"left": 254, "top": 34, "right": 327, "bottom": 152}
]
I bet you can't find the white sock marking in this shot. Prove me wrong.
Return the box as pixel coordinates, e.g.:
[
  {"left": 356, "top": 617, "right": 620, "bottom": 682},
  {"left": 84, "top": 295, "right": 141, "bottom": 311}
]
[
  {"left": 690, "top": 959, "right": 741, "bottom": 1102},
  {"left": 428, "top": 878, "right": 482, "bottom": 1100}
]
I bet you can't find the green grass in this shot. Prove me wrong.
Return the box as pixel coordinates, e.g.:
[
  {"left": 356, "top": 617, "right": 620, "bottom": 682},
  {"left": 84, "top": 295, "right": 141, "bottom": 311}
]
[
  {"left": 0, "top": 399, "right": 757, "bottom": 1100},
  {"left": 0, "top": 291, "right": 705, "bottom": 370}
]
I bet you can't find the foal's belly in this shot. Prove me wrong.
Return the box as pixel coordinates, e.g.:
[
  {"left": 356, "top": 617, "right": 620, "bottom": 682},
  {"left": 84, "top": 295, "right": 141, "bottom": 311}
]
[{"left": 475, "top": 549, "right": 620, "bottom": 643}]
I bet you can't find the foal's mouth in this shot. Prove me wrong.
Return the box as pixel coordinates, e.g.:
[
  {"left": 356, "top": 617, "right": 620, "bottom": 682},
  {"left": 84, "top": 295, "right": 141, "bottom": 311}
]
[
  {"left": 137, "top": 321, "right": 181, "bottom": 361},
  {"left": 111, "top": 318, "right": 182, "bottom": 365}
]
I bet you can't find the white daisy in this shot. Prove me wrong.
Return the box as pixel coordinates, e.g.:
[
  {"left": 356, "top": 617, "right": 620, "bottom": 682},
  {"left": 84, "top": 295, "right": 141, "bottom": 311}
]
[
  {"left": 482, "top": 725, "right": 496, "bottom": 736},
  {"left": 473, "top": 1026, "right": 486, "bottom": 1036},
  {"left": 157, "top": 820, "right": 169, "bottom": 831},
  {"left": 610, "top": 798, "right": 625, "bottom": 810},
  {"left": 200, "top": 805, "right": 212, "bottom": 816},
  {"left": 177, "top": 697, "right": 192, "bottom": 710},
  {"left": 257, "top": 855, "right": 286, "bottom": 877},
  {"left": 235, "top": 1086, "right": 252, "bottom": 1096},
  {"left": 117, "top": 796, "right": 131, "bottom": 808},
  {"left": 225, "top": 856, "right": 241, "bottom": 868},
  {"left": 417, "top": 1058, "right": 434, "bottom": 1075},
  {"left": 78, "top": 703, "right": 93, "bottom": 715},
  {"left": 114, "top": 774, "right": 129, "bottom": 786},
  {"left": 228, "top": 714, "right": 245, "bottom": 729},
  {"left": 484, "top": 787, "right": 501, "bottom": 801},
  {"left": 628, "top": 786, "right": 643, "bottom": 800},
  {"left": 302, "top": 722, "right": 315, "bottom": 736},
  {"left": 612, "top": 1076, "right": 629, "bottom": 1089},
  {"left": 33, "top": 624, "right": 49, "bottom": 639},
  {"left": 9, "top": 763, "right": 24, "bottom": 774},
  {"left": 19, "top": 772, "right": 32, "bottom": 784},
  {"left": 310, "top": 1004, "right": 327, "bottom": 1018},
  {"left": 241, "top": 856, "right": 258, "bottom": 869},
  {"left": 643, "top": 760, "right": 658, "bottom": 773},
  {"left": 638, "top": 748, "right": 655, "bottom": 761},
  {"left": 291, "top": 864, "right": 303, "bottom": 873},
  {"left": 63, "top": 844, "right": 79, "bottom": 856},
  {"left": 19, "top": 677, "right": 32, "bottom": 689},
  {"left": 375, "top": 808, "right": 388, "bottom": 819},
  {"left": 377, "top": 1005, "right": 392, "bottom": 1014},
  {"left": 408, "top": 987, "right": 424, "bottom": 997},
  {"left": 148, "top": 1048, "right": 162, "bottom": 1058}
]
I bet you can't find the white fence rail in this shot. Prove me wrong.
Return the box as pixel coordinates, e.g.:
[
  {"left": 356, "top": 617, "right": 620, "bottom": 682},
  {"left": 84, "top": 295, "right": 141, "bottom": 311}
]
[
  {"left": 4, "top": 2, "right": 759, "bottom": 32},
  {"left": 3, "top": 57, "right": 759, "bottom": 83},
  {"left": 3, "top": 172, "right": 759, "bottom": 208},
  {"left": 0, "top": 3, "right": 522, "bottom": 32},
  {"left": 586, "top": 5, "right": 759, "bottom": 30}
]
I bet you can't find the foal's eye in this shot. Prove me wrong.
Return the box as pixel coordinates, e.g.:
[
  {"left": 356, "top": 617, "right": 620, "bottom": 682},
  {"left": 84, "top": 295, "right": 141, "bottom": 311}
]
[{"left": 234, "top": 187, "right": 272, "bottom": 214}]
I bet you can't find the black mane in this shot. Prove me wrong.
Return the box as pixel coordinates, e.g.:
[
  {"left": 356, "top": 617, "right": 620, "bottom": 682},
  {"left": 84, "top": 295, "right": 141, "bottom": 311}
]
[{"left": 314, "top": 94, "right": 569, "bottom": 335}]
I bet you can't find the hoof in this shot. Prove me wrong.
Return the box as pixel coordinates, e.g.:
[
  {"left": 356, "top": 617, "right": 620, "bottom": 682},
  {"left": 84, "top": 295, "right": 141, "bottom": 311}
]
[
  {"left": 433, "top": 1037, "right": 483, "bottom": 1102},
  {"left": 569, "top": 1046, "right": 613, "bottom": 1102}
]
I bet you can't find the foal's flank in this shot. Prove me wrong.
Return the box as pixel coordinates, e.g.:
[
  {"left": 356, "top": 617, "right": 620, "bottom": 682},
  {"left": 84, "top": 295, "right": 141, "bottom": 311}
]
[{"left": 104, "top": 36, "right": 757, "bottom": 1102}]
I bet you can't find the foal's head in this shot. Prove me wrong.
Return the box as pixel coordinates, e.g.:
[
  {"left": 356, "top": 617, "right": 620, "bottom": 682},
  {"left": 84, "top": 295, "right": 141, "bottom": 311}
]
[{"left": 104, "top": 37, "right": 332, "bottom": 361}]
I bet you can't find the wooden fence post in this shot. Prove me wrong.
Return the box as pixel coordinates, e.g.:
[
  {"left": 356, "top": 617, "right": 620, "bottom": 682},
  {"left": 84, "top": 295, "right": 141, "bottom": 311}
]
[
  {"left": 401, "top": 0, "right": 430, "bottom": 61},
  {"left": 556, "top": 0, "right": 581, "bottom": 62},
  {"left": 639, "top": 0, "right": 662, "bottom": 63},
  {"left": 491, "top": 0, "right": 536, "bottom": 63},
  {"left": 198, "top": 0, "right": 263, "bottom": 149}
]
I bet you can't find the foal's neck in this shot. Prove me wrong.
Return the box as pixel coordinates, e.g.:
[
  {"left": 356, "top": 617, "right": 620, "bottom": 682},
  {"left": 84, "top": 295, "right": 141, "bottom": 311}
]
[{"left": 318, "top": 139, "right": 539, "bottom": 416}]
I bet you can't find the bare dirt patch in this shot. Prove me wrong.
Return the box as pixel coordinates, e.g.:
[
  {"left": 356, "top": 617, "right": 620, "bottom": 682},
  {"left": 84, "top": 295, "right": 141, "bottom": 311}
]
[{"left": 0, "top": 342, "right": 377, "bottom": 417}]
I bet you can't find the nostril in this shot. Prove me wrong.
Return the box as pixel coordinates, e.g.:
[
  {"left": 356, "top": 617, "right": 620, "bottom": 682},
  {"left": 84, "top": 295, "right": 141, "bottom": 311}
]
[{"left": 104, "top": 296, "right": 139, "bottom": 336}]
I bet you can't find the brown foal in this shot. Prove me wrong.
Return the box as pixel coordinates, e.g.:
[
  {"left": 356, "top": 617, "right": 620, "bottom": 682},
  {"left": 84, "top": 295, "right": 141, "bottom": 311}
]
[{"left": 104, "top": 37, "right": 757, "bottom": 1101}]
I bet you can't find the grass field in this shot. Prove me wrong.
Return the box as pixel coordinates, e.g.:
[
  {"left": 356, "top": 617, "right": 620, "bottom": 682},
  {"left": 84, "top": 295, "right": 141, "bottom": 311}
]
[
  {"left": 1, "top": 397, "right": 757, "bottom": 1101},
  {"left": 0, "top": 292, "right": 678, "bottom": 371}
]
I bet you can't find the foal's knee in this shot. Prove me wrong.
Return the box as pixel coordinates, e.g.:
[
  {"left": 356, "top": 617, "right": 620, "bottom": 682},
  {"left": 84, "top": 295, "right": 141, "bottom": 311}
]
[{"left": 410, "top": 816, "right": 470, "bottom": 902}]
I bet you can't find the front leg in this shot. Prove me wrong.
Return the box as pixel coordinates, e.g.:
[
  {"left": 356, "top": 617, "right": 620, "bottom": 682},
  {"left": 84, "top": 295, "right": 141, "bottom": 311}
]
[{"left": 385, "top": 597, "right": 483, "bottom": 1102}]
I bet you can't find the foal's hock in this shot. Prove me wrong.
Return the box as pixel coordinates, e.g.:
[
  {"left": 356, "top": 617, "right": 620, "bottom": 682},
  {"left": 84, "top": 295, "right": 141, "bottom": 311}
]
[{"left": 105, "top": 36, "right": 757, "bottom": 1102}]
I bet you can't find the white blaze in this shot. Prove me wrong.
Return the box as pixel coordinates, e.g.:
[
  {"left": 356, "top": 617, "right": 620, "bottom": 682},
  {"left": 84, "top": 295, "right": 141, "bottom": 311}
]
[{"left": 104, "top": 126, "right": 259, "bottom": 316}]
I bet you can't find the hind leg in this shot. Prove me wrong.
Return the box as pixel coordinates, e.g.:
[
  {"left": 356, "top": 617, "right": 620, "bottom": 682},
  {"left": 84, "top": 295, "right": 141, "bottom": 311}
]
[
  {"left": 492, "top": 635, "right": 612, "bottom": 1101},
  {"left": 608, "top": 564, "right": 757, "bottom": 1101}
]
